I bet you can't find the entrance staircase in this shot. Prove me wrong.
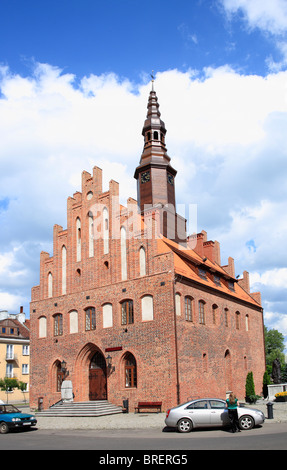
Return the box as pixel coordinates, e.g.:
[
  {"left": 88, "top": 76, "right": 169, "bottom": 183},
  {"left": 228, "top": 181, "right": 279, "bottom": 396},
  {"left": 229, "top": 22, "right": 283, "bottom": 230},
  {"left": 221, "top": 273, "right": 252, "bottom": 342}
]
[{"left": 36, "top": 400, "right": 123, "bottom": 417}]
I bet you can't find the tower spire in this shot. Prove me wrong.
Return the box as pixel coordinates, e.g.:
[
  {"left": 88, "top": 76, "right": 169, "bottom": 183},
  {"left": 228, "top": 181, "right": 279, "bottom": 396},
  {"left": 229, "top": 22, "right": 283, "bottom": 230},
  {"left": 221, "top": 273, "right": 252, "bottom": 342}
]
[
  {"left": 134, "top": 85, "right": 186, "bottom": 242},
  {"left": 139, "top": 83, "right": 170, "bottom": 165}
]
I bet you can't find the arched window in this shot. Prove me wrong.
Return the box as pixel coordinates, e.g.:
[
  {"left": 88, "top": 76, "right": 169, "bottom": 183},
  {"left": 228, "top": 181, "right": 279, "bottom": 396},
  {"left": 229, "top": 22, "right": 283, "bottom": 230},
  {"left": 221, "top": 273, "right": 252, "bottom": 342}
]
[
  {"left": 54, "top": 314, "right": 63, "bottom": 336},
  {"left": 62, "top": 245, "right": 67, "bottom": 294},
  {"left": 154, "top": 131, "right": 159, "bottom": 140},
  {"left": 76, "top": 217, "right": 81, "bottom": 262},
  {"left": 245, "top": 314, "right": 249, "bottom": 331},
  {"left": 185, "top": 296, "right": 193, "bottom": 322},
  {"left": 175, "top": 293, "right": 181, "bottom": 316},
  {"left": 69, "top": 310, "right": 78, "bottom": 334},
  {"left": 199, "top": 300, "right": 206, "bottom": 324},
  {"left": 235, "top": 311, "right": 240, "bottom": 330},
  {"left": 139, "top": 246, "right": 146, "bottom": 276},
  {"left": 85, "top": 307, "right": 96, "bottom": 331},
  {"left": 224, "top": 308, "right": 229, "bottom": 327},
  {"left": 212, "top": 304, "right": 218, "bottom": 325},
  {"left": 124, "top": 352, "right": 137, "bottom": 388},
  {"left": 120, "top": 226, "right": 127, "bottom": 280},
  {"left": 121, "top": 300, "right": 134, "bottom": 325},
  {"left": 141, "top": 295, "right": 153, "bottom": 321},
  {"left": 103, "top": 207, "right": 109, "bottom": 254},
  {"left": 48, "top": 272, "right": 53, "bottom": 298},
  {"left": 88, "top": 212, "right": 94, "bottom": 257},
  {"left": 39, "top": 316, "right": 47, "bottom": 338},
  {"left": 103, "top": 303, "right": 113, "bottom": 328}
]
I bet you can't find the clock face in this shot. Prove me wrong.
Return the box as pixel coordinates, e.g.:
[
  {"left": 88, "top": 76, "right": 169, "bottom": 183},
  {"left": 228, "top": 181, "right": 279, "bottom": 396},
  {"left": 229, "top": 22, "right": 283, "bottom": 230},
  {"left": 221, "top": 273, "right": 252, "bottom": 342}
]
[
  {"left": 167, "top": 173, "right": 174, "bottom": 185},
  {"left": 141, "top": 171, "right": 150, "bottom": 183}
]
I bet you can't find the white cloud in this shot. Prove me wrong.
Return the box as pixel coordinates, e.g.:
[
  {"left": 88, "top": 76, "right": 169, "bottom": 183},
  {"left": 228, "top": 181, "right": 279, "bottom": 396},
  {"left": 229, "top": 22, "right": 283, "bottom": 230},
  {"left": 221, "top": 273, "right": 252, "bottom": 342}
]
[
  {"left": 220, "top": 0, "right": 287, "bottom": 71},
  {"left": 250, "top": 268, "right": 287, "bottom": 289},
  {"left": 221, "top": 0, "right": 287, "bottom": 35},
  {"left": 1, "top": 62, "right": 287, "bottom": 336}
]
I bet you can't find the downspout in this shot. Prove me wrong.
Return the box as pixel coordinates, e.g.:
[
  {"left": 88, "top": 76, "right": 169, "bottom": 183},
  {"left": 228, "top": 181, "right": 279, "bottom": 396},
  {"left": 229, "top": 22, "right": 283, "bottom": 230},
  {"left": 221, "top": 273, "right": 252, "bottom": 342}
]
[{"left": 172, "top": 274, "right": 180, "bottom": 405}]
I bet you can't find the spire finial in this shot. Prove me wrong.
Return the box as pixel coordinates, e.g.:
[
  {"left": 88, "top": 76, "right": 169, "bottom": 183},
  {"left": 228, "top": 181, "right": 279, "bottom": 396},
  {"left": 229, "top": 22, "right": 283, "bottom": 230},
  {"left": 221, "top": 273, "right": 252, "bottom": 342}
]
[{"left": 151, "top": 70, "right": 155, "bottom": 91}]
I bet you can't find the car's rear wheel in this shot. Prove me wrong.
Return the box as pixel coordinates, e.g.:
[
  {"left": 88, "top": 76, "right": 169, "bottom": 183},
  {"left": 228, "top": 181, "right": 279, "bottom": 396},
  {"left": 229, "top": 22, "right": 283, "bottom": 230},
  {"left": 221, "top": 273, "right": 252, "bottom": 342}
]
[
  {"left": 177, "top": 418, "right": 193, "bottom": 433},
  {"left": 239, "top": 415, "right": 255, "bottom": 430},
  {"left": 0, "top": 422, "right": 9, "bottom": 434}
]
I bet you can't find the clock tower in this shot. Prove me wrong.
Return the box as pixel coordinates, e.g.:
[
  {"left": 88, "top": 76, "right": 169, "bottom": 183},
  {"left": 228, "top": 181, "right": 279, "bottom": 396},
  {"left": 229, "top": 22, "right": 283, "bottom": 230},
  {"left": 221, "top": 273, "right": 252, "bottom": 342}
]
[{"left": 134, "top": 82, "right": 186, "bottom": 242}]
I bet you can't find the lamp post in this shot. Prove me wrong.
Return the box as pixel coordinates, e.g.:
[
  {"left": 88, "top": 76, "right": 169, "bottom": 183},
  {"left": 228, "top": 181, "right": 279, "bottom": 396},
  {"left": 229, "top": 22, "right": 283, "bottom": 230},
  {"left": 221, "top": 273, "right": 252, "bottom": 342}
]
[
  {"left": 61, "top": 360, "right": 69, "bottom": 381},
  {"left": 106, "top": 354, "right": 115, "bottom": 375}
]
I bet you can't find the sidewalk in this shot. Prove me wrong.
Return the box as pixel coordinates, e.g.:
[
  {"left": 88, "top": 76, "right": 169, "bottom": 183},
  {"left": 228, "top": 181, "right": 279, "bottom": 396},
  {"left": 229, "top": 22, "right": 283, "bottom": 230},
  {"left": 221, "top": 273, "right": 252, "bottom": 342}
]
[{"left": 33, "top": 401, "right": 287, "bottom": 430}]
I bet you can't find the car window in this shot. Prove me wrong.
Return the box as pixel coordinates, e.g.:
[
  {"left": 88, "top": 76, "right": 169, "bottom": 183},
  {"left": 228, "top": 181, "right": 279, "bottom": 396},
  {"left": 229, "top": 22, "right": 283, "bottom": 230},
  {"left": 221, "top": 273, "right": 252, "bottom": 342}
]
[
  {"left": 187, "top": 400, "right": 208, "bottom": 409},
  {"left": 0, "top": 406, "right": 4, "bottom": 413},
  {"left": 209, "top": 400, "right": 225, "bottom": 409},
  {"left": 4, "top": 405, "right": 19, "bottom": 413}
]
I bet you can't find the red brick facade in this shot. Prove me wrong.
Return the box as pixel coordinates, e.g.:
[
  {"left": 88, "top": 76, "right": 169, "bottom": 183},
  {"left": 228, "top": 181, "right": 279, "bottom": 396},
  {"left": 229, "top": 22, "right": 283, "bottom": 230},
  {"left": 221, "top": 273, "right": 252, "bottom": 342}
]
[{"left": 30, "top": 88, "right": 265, "bottom": 411}]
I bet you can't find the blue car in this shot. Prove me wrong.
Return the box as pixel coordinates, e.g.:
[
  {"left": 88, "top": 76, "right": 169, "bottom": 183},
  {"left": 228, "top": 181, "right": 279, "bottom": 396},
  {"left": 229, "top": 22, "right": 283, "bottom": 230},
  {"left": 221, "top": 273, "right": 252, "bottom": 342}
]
[{"left": 0, "top": 404, "right": 37, "bottom": 434}]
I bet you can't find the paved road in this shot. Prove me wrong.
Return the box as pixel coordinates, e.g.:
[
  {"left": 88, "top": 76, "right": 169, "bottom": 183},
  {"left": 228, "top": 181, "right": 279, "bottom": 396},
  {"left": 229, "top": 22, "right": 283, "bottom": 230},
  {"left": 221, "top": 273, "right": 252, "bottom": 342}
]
[{"left": 1, "top": 423, "right": 287, "bottom": 451}]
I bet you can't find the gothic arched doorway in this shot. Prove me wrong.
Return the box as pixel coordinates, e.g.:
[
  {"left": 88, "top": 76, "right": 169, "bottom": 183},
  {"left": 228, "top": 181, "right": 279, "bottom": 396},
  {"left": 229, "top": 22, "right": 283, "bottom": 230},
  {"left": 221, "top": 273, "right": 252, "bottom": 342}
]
[{"left": 89, "top": 351, "right": 107, "bottom": 400}]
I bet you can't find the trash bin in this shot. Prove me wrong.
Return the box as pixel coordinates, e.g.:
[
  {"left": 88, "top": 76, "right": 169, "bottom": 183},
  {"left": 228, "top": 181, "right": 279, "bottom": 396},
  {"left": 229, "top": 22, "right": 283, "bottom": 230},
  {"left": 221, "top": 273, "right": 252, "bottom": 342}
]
[
  {"left": 266, "top": 402, "right": 273, "bottom": 419},
  {"left": 123, "top": 399, "right": 129, "bottom": 413}
]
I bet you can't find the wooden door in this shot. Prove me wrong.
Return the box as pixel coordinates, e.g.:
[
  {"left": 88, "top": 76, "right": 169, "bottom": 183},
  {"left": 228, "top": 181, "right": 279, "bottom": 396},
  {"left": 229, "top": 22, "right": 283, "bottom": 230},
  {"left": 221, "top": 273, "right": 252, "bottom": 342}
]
[{"left": 89, "top": 352, "right": 107, "bottom": 400}]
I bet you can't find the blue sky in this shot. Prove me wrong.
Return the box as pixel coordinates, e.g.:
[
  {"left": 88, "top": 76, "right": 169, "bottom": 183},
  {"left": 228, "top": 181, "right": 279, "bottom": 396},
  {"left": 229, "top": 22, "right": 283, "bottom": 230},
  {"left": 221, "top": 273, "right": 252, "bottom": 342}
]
[
  {"left": 1, "top": 0, "right": 287, "bottom": 348},
  {"left": 0, "top": 0, "right": 285, "bottom": 79}
]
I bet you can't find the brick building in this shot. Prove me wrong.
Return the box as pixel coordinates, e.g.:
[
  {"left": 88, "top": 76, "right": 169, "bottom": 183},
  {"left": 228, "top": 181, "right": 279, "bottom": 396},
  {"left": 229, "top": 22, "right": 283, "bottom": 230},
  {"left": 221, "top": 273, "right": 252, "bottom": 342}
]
[
  {"left": 0, "top": 308, "right": 30, "bottom": 403},
  {"left": 30, "top": 85, "right": 265, "bottom": 411}
]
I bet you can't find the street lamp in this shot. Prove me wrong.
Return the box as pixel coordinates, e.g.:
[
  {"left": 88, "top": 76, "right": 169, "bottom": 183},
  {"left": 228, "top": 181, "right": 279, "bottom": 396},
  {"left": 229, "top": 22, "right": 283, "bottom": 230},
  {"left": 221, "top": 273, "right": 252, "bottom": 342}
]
[
  {"left": 61, "top": 360, "right": 69, "bottom": 380},
  {"left": 106, "top": 355, "right": 115, "bottom": 375}
]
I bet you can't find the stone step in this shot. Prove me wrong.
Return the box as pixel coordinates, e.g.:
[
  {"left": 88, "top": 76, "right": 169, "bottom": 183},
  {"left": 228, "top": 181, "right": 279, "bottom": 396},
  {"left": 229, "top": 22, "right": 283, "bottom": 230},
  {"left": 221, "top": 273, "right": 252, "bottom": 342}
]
[{"left": 36, "top": 400, "right": 123, "bottom": 417}]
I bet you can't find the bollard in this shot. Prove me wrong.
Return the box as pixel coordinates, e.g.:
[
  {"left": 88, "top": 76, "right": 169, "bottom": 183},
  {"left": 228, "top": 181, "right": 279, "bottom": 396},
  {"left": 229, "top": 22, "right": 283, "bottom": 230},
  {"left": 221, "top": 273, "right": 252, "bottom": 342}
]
[{"left": 266, "top": 402, "right": 274, "bottom": 419}]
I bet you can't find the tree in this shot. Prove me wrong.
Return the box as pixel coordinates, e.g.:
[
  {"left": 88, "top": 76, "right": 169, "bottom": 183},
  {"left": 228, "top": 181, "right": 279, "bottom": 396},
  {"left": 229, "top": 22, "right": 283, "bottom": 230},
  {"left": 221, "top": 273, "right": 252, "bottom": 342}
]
[
  {"left": 0, "top": 378, "right": 19, "bottom": 403},
  {"left": 245, "top": 371, "right": 260, "bottom": 403},
  {"left": 18, "top": 381, "right": 28, "bottom": 403},
  {"left": 264, "top": 326, "right": 285, "bottom": 377}
]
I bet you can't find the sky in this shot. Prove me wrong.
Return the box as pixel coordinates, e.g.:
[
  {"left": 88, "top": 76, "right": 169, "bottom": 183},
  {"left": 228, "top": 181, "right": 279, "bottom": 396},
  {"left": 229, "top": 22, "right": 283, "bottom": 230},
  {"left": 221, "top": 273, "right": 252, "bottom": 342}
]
[{"left": 0, "top": 0, "right": 287, "bottom": 347}]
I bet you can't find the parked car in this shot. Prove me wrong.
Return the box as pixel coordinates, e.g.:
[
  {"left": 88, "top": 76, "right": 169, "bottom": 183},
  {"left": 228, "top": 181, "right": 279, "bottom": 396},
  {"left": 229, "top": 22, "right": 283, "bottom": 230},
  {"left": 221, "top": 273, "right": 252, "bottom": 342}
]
[
  {"left": 165, "top": 398, "right": 265, "bottom": 432},
  {"left": 0, "top": 404, "right": 37, "bottom": 434}
]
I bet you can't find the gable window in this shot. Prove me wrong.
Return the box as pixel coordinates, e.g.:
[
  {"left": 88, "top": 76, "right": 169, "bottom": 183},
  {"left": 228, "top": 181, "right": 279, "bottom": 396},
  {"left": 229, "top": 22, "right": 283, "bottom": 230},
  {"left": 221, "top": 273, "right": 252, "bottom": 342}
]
[
  {"left": 76, "top": 217, "right": 81, "bottom": 262},
  {"left": 198, "top": 267, "right": 207, "bottom": 279},
  {"left": 121, "top": 300, "right": 134, "bottom": 325},
  {"left": 54, "top": 314, "right": 63, "bottom": 336},
  {"left": 88, "top": 212, "right": 94, "bottom": 257},
  {"left": 62, "top": 245, "right": 67, "bottom": 294},
  {"left": 85, "top": 307, "right": 96, "bottom": 331},
  {"left": 48, "top": 272, "right": 53, "bottom": 298},
  {"left": 185, "top": 296, "right": 193, "bottom": 322},
  {"left": 124, "top": 352, "right": 137, "bottom": 388},
  {"left": 120, "top": 226, "right": 127, "bottom": 281},
  {"left": 139, "top": 246, "right": 146, "bottom": 276}
]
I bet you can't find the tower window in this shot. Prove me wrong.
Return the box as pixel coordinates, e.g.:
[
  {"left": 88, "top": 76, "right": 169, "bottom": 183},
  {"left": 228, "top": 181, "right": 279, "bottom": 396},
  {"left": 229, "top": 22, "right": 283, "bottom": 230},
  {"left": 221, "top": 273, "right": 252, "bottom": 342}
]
[{"left": 154, "top": 131, "right": 159, "bottom": 140}]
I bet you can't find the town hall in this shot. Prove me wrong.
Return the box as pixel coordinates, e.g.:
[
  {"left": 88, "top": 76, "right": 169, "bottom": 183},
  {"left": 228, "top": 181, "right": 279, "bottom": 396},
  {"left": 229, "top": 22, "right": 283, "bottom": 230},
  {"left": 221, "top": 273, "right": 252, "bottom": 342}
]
[{"left": 30, "top": 83, "right": 265, "bottom": 411}]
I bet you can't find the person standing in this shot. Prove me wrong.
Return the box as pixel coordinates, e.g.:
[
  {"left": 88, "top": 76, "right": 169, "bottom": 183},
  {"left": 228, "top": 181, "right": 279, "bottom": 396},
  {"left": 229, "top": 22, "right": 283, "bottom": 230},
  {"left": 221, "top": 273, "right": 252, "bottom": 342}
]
[{"left": 226, "top": 392, "right": 241, "bottom": 432}]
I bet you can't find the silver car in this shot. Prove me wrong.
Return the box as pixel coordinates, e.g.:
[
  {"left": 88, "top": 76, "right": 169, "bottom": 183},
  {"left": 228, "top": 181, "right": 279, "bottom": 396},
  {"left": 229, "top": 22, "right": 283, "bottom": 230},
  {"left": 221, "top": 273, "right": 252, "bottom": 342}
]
[{"left": 165, "top": 398, "right": 265, "bottom": 432}]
